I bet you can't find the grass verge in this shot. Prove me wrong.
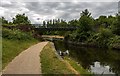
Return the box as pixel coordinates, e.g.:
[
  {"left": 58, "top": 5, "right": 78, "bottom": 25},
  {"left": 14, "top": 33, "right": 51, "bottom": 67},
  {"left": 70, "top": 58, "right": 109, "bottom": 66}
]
[
  {"left": 40, "top": 42, "right": 79, "bottom": 75},
  {"left": 64, "top": 57, "right": 93, "bottom": 76},
  {"left": 2, "top": 38, "right": 38, "bottom": 69}
]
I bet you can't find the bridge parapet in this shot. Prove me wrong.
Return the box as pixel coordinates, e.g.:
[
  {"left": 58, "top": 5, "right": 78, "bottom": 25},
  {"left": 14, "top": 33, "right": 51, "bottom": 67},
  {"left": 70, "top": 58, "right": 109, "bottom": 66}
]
[
  {"left": 34, "top": 27, "right": 78, "bottom": 31},
  {"left": 42, "top": 35, "right": 64, "bottom": 41}
]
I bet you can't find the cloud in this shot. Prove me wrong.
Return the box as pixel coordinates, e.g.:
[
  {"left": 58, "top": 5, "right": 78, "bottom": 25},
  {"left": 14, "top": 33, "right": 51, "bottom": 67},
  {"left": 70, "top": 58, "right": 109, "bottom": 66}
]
[
  {"left": 0, "top": 0, "right": 119, "bottom": 24},
  {"left": 2, "top": 0, "right": 119, "bottom": 2}
]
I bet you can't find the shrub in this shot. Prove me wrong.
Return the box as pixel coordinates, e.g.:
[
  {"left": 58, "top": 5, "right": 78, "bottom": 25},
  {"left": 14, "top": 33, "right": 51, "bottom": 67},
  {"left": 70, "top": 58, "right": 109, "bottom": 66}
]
[
  {"left": 2, "top": 28, "right": 34, "bottom": 40},
  {"left": 88, "top": 28, "right": 113, "bottom": 48},
  {"left": 108, "top": 35, "right": 120, "bottom": 49}
]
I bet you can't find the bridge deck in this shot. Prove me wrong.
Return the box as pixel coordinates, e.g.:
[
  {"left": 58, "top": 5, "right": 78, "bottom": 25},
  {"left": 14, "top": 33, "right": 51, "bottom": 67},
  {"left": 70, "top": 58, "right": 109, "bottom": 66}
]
[
  {"left": 42, "top": 35, "right": 64, "bottom": 39},
  {"left": 35, "top": 27, "right": 77, "bottom": 31}
]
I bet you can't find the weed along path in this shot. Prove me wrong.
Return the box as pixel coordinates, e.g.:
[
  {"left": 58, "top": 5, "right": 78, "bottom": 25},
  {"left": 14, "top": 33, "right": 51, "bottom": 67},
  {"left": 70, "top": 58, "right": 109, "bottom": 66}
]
[{"left": 2, "top": 42, "right": 48, "bottom": 74}]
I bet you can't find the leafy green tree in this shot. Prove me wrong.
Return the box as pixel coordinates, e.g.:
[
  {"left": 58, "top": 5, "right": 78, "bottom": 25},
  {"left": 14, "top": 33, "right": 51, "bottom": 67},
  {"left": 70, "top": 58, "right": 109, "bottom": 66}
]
[
  {"left": 49, "top": 20, "right": 52, "bottom": 27},
  {"left": 74, "top": 9, "right": 94, "bottom": 42},
  {"left": 46, "top": 21, "right": 50, "bottom": 28},
  {"left": 68, "top": 19, "right": 79, "bottom": 27},
  {"left": 52, "top": 19, "right": 55, "bottom": 25},
  {"left": 59, "top": 19, "right": 67, "bottom": 27},
  {"left": 111, "top": 14, "right": 120, "bottom": 35},
  {"left": 97, "top": 16, "right": 107, "bottom": 27},
  {"left": 8, "top": 22, "right": 13, "bottom": 25},
  {"left": 0, "top": 17, "right": 8, "bottom": 25},
  {"left": 108, "top": 15, "right": 116, "bottom": 25},
  {"left": 80, "top": 9, "right": 91, "bottom": 17},
  {"left": 43, "top": 21, "right": 46, "bottom": 28},
  {"left": 12, "top": 13, "right": 31, "bottom": 25},
  {"left": 88, "top": 28, "right": 113, "bottom": 48},
  {"left": 79, "top": 9, "right": 94, "bottom": 32},
  {"left": 94, "top": 15, "right": 116, "bottom": 32},
  {"left": 97, "top": 16, "right": 112, "bottom": 28}
]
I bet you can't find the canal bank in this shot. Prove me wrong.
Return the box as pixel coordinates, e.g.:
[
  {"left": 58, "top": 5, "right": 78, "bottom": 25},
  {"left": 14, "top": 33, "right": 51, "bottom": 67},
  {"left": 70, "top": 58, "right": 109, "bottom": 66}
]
[
  {"left": 53, "top": 40, "right": 120, "bottom": 75},
  {"left": 64, "top": 40, "right": 120, "bottom": 50},
  {"left": 40, "top": 42, "right": 80, "bottom": 75}
]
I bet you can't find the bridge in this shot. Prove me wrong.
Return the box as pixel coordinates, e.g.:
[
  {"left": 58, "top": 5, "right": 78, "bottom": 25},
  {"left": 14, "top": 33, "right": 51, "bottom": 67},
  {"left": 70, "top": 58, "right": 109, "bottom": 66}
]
[
  {"left": 34, "top": 27, "right": 77, "bottom": 31},
  {"left": 3, "top": 24, "right": 78, "bottom": 32},
  {"left": 42, "top": 35, "right": 64, "bottom": 41},
  {"left": 32, "top": 24, "right": 78, "bottom": 31}
]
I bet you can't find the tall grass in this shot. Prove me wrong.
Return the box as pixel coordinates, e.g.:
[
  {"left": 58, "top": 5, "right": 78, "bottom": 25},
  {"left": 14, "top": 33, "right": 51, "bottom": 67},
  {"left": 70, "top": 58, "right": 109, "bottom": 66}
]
[
  {"left": 2, "top": 28, "right": 38, "bottom": 69},
  {"left": 40, "top": 42, "right": 77, "bottom": 74}
]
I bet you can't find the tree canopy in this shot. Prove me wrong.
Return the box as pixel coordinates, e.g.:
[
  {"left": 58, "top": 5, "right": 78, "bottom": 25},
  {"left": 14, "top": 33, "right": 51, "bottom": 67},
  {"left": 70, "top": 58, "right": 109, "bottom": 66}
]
[{"left": 12, "top": 13, "right": 31, "bottom": 24}]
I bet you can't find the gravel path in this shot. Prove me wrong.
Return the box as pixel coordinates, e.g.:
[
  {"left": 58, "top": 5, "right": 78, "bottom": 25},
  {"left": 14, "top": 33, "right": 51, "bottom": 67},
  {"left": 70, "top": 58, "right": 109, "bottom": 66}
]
[{"left": 2, "top": 42, "right": 48, "bottom": 74}]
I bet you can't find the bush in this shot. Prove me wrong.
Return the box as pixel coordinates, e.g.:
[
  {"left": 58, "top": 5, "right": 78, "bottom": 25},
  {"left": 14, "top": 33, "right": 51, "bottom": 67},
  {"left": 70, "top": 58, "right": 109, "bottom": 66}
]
[
  {"left": 88, "top": 28, "right": 113, "bottom": 48},
  {"left": 2, "top": 28, "right": 34, "bottom": 40},
  {"left": 111, "top": 15, "right": 120, "bottom": 35},
  {"left": 108, "top": 35, "right": 120, "bottom": 49},
  {"left": 74, "top": 31, "right": 93, "bottom": 42}
]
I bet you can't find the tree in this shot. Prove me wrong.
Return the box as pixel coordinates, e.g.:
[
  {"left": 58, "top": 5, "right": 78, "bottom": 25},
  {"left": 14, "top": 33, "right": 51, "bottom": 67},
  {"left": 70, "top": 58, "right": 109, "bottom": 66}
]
[
  {"left": 12, "top": 13, "right": 31, "bottom": 25},
  {"left": 59, "top": 19, "right": 67, "bottom": 27},
  {"left": 80, "top": 9, "right": 91, "bottom": 17},
  {"left": 97, "top": 16, "right": 110, "bottom": 28},
  {"left": 72, "top": 9, "right": 94, "bottom": 42},
  {"left": 107, "top": 15, "right": 116, "bottom": 27},
  {"left": 0, "top": 17, "right": 8, "bottom": 25},
  {"left": 111, "top": 14, "right": 120, "bottom": 35},
  {"left": 43, "top": 21, "right": 46, "bottom": 28},
  {"left": 68, "top": 19, "right": 79, "bottom": 27},
  {"left": 46, "top": 21, "right": 50, "bottom": 28},
  {"left": 78, "top": 9, "right": 94, "bottom": 32},
  {"left": 52, "top": 19, "right": 55, "bottom": 25}
]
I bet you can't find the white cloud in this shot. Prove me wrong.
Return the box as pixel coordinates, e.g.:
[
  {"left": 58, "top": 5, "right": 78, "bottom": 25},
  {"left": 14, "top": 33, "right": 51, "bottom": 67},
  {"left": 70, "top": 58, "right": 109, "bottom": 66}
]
[
  {"left": 0, "top": 7, "right": 7, "bottom": 16},
  {"left": 1, "top": 0, "right": 12, "bottom": 5},
  {"left": 1, "top": 0, "right": 119, "bottom": 2},
  {"left": 0, "top": 1, "right": 119, "bottom": 24}
]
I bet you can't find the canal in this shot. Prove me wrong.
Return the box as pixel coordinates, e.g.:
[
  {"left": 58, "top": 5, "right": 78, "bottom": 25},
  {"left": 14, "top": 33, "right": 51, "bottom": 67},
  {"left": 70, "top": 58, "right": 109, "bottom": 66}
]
[{"left": 53, "top": 40, "right": 120, "bottom": 75}]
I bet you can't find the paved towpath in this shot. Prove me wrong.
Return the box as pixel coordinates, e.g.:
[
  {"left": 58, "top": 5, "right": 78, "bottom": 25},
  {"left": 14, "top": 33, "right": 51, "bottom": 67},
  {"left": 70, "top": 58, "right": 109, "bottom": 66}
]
[{"left": 2, "top": 42, "right": 48, "bottom": 74}]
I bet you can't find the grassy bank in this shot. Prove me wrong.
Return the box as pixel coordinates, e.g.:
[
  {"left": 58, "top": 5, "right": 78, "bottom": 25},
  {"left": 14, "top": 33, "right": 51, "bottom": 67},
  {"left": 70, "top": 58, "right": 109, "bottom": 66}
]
[
  {"left": 2, "top": 28, "right": 39, "bottom": 69},
  {"left": 64, "top": 57, "right": 93, "bottom": 76},
  {"left": 40, "top": 42, "right": 78, "bottom": 75},
  {"left": 2, "top": 39, "right": 38, "bottom": 69}
]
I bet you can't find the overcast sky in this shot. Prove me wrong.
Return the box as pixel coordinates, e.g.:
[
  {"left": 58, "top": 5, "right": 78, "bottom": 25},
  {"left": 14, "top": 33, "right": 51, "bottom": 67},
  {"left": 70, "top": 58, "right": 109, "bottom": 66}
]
[{"left": 0, "top": 0, "right": 119, "bottom": 24}]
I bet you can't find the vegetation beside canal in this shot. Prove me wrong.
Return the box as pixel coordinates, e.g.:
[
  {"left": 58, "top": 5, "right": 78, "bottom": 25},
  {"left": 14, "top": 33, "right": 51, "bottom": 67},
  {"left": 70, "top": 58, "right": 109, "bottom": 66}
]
[
  {"left": 1, "top": 9, "right": 120, "bottom": 49},
  {"left": 1, "top": 8, "right": 120, "bottom": 74},
  {"left": 2, "top": 28, "right": 39, "bottom": 69},
  {"left": 64, "top": 57, "right": 92, "bottom": 76},
  {"left": 64, "top": 9, "right": 120, "bottom": 49},
  {"left": 40, "top": 42, "right": 79, "bottom": 74}
]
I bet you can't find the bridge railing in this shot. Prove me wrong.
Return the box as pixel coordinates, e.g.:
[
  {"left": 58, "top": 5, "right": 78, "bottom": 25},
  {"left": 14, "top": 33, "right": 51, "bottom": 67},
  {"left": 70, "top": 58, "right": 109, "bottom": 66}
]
[{"left": 34, "top": 27, "right": 78, "bottom": 31}]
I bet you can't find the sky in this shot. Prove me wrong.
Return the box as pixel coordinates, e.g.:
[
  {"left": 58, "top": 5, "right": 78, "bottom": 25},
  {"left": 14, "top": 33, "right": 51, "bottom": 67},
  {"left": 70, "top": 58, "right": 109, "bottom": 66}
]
[{"left": 0, "top": 0, "right": 120, "bottom": 24}]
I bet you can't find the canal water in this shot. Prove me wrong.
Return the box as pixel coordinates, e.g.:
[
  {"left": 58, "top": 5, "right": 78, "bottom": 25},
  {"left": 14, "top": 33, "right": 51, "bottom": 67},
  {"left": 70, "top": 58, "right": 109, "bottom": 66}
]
[{"left": 53, "top": 40, "right": 120, "bottom": 76}]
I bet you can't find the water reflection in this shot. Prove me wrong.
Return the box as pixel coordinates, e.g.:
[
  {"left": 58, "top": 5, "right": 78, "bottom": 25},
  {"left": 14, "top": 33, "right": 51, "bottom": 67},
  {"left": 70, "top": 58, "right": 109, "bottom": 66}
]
[
  {"left": 53, "top": 40, "right": 120, "bottom": 75},
  {"left": 90, "top": 61, "right": 115, "bottom": 75}
]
